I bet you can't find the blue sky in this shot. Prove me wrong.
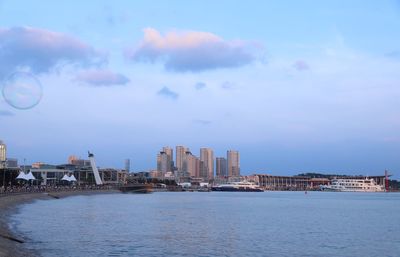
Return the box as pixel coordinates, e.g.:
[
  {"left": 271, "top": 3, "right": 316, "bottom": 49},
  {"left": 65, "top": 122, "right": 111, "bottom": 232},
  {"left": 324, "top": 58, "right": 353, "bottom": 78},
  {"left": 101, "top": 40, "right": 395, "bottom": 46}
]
[{"left": 1, "top": 0, "right": 399, "bottom": 178}]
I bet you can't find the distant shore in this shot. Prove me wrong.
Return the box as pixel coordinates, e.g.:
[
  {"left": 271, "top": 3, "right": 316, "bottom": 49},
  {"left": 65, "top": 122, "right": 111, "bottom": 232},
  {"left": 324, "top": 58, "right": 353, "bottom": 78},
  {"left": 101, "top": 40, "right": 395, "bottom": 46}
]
[{"left": 0, "top": 190, "right": 120, "bottom": 257}]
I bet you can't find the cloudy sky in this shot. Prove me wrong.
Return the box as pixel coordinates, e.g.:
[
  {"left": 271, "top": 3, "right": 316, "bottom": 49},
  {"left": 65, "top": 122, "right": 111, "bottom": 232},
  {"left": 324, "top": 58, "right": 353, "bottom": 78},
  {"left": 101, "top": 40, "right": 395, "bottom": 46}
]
[{"left": 1, "top": 0, "right": 399, "bottom": 178}]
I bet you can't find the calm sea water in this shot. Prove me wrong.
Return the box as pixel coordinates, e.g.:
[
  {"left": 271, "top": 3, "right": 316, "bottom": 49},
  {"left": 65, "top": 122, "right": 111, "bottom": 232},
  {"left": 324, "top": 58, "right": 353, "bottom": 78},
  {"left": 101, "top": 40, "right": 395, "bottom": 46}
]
[{"left": 9, "top": 192, "right": 400, "bottom": 257}]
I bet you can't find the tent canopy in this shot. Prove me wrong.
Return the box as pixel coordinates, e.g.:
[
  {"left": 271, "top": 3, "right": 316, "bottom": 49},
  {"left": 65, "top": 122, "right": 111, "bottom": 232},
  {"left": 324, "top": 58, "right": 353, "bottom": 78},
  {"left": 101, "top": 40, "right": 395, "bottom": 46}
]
[
  {"left": 16, "top": 171, "right": 36, "bottom": 180},
  {"left": 26, "top": 171, "right": 36, "bottom": 180},
  {"left": 16, "top": 172, "right": 29, "bottom": 180},
  {"left": 61, "top": 174, "right": 77, "bottom": 182}
]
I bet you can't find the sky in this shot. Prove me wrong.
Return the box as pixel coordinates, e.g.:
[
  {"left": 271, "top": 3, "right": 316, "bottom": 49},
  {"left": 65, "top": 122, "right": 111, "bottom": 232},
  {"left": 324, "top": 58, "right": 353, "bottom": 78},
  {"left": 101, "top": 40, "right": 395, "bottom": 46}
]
[{"left": 0, "top": 0, "right": 399, "bottom": 178}]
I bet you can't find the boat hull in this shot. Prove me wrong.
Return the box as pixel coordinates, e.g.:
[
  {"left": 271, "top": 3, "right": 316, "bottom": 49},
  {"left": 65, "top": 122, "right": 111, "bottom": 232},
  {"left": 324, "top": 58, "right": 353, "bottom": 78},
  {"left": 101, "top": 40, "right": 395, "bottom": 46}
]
[
  {"left": 119, "top": 184, "right": 153, "bottom": 193},
  {"left": 211, "top": 187, "right": 264, "bottom": 192}
]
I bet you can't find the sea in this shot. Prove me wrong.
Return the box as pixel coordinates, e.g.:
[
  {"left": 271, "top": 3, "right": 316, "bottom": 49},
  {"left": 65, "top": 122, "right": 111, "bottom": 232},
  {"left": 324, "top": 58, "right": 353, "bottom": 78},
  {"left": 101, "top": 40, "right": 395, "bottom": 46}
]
[{"left": 9, "top": 192, "right": 400, "bottom": 257}]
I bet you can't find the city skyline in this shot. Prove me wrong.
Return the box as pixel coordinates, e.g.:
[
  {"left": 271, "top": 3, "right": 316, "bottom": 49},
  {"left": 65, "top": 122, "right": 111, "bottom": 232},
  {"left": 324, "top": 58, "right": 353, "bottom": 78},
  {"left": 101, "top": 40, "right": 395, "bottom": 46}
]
[
  {"left": 1, "top": 1, "right": 399, "bottom": 178},
  {"left": 0, "top": 139, "right": 396, "bottom": 179}
]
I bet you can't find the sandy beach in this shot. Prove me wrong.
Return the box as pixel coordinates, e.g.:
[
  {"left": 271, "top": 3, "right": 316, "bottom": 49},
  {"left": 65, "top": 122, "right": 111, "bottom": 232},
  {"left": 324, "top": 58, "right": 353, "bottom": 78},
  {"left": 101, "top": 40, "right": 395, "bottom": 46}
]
[{"left": 0, "top": 190, "right": 120, "bottom": 257}]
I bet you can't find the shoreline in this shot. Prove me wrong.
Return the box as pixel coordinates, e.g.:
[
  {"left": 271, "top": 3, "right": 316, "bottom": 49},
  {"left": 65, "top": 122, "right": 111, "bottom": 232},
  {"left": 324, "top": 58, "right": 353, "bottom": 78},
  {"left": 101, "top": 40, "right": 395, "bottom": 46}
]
[{"left": 0, "top": 190, "right": 120, "bottom": 257}]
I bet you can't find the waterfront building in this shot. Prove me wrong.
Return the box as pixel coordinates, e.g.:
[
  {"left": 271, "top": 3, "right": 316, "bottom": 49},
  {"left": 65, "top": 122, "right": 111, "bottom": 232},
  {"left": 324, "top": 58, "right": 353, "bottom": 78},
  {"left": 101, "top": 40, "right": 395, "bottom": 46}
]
[
  {"left": 256, "top": 174, "right": 332, "bottom": 190},
  {"left": 5, "top": 158, "right": 18, "bottom": 168},
  {"left": 68, "top": 155, "right": 78, "bottom": 164},
  {"left": 68, "top": 157, "right": 91, "bottom": 167},
  {"left": 227, "top": 150, "right": 240, "bottom": 177},
  {"left": 216, "top": 157, "right": 227, "bottom": 177},
  {"left": 28, "top": 166, "right": 127, "bottom": 186},
  {"left": 32, "top": 162, "right": 46, "bottom": 168},
  {"left": 200, "top": 148, "right": 214, "bottom": 180}
]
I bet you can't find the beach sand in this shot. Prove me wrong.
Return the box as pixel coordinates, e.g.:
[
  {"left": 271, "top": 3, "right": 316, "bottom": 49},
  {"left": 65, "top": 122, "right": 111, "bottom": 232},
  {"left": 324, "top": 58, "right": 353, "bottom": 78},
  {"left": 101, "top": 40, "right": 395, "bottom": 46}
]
[{"left": 0, "top": 190, "right": 119, "bottom": 257}]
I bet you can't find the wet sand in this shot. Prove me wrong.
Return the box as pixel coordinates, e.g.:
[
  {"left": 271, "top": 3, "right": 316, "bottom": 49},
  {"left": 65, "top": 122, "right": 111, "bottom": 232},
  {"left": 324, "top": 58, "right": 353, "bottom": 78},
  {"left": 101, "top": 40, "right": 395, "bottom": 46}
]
[{"left": 0, "top": 190, "right": 119, "bottom": 257}]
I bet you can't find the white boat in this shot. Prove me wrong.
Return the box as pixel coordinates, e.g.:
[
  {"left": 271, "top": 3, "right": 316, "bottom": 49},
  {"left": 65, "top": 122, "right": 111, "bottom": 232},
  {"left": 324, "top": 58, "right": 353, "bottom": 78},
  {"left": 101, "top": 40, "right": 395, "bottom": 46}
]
[
  {"left": 320, "top": 178, "right": 384, "bottom": 192},
  {"left": 212, "top": 181, "right": 264, "bottom": 192}
]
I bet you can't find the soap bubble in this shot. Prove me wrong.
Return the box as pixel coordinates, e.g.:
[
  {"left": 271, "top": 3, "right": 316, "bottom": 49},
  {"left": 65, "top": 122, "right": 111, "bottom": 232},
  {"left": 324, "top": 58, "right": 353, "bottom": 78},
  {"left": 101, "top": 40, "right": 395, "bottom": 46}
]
[{"left": 1, "top": 72, "right": 43, "bottom": 110}]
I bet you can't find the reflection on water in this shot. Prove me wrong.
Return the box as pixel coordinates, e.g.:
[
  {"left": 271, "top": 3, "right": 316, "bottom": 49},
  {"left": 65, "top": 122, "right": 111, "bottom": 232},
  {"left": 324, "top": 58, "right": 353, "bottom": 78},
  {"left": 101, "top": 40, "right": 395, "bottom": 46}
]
[{"left": 10, "top": 192, "right": 400, "bottom": 257}]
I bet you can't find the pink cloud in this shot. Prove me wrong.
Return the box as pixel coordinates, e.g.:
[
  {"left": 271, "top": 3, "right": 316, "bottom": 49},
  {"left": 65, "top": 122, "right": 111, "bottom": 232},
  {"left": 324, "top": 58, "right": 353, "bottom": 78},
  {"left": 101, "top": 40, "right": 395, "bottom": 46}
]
[
  {"left": 126, "top": 28, "right": 262, "bottom": 72},
  {"left": 293, "top": 60, "right": 310, "bottom": 71}
]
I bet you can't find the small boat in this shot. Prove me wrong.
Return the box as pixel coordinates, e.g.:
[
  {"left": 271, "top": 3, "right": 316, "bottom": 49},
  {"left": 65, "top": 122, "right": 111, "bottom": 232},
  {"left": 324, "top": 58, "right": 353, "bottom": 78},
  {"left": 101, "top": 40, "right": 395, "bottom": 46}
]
[
  {"left": 211, "top": 181, "right": 264, "bottom": 192},
  {"left": 320, "top": 178, "right": 384, "bottom": 192},
  {"left": 119, "top": 184, "right": 153, "bottom": 193}
]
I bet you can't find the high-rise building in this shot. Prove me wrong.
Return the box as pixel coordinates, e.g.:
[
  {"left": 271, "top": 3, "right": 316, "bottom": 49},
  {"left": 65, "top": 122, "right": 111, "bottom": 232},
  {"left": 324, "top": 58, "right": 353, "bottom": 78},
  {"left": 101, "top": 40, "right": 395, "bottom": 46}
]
[
  {"left": 125, "top": 159, "right": 130, "bottom": 173},
  {"left": 0, "top": 140, "right": 6, "bottom": 169},
  {"left": 0, "top": 140, "right": 6, "bottom": 161},
  {"left": 200, "top": 148, "right": 214, "bottom": 180},
  {"left": 157, "top": 153, "right": 162, "bottom": 172},
  {"left": 227, "top": 150, "right": 240, "bottom": 177},
  {"left": 175, "top": 145, "right": 187, "bottom": 172},
  {"left": 183, "top": 151, "right": 200, "bottom": 177},
  {"left": 216, "top": 157, "right": 227, "bottom": 177},
  {"left": 163, "top": 147, "right": 173, "bottom": 172},
  {"left": 157, "top": 147, "right": 174, "bottom": 174}
]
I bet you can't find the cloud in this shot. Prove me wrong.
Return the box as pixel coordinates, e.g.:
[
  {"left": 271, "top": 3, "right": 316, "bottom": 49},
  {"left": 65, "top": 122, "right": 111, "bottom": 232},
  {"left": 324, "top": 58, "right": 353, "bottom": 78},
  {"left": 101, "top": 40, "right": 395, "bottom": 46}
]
[
  {"left": 126, "top": 28, "right": 262, "bottom": 72},
  {"left": 0, "top": 26, "right": 105, "bottom": 78},
  {"left": 0, "top": 110, "right": 14, "bottom": 116},
  {"left": 293, "top": 60, "right": 310, "bottom": 71},
  {"left": 385, "top": 51, "right": 400, "bottom": 60},
  {"left": 195, "top": 82, "right": 206, "bottom": 90},
  {"left": 193, "top": 119, "right": 212, "bottom": 125},
  {"left": 157, "top": 86, "right": 179, "bottom": 100},
  {"left": 221, "top": 81, "right": 236, "bottom": 90},
  {"left": 75, "top": 70, "right": 130, "bottom": 86}
]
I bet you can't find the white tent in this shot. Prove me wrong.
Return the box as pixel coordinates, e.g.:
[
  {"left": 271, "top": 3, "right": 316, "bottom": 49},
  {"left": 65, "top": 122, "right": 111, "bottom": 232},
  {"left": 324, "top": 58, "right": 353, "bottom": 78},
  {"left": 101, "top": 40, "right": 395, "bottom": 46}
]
[
  {"left": 69, "top": 174, "right": 77, "bottom": 182},
  {"left": 61, "top": 174, "right": 77, "bottom": 182},
  {"left": 16, "top": 172, "right": 29, "bottom": 180},
  {"left": 26, "top": 171, "right": 36, "bottom": 180}
]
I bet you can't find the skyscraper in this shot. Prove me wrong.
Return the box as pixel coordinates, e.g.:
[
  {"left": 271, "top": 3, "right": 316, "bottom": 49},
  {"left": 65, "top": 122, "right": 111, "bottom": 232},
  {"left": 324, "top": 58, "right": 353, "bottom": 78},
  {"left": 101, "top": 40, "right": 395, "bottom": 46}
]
[
  {"left": 157, "top": 147, "right": 174, "bottom": 174},
  {"left": 0, "top": 140, "right": 6, "bottom": 169},
  {"left": 200, "top": 148, "right": 214, "bottom": 180},
  {"left": 125, "top": 159, "right": 130, "bottom": 173},
  {"left": 216, "top": 157, "right": 227, "bottom": 177},
  {"left": 163, "top": 147, "right": 174, "bottom": 172},
  {"left": 175, "top": 145, "right": 187, "bottom": 172},
  {"left": 227, "top": 150, "right": 240, "bottom": 177},
  {"left": 183, "top": 151, "right": 200, "bottom": 177},
  {"left": 0, "top": 140, "right": 6, "bottom": 162}
]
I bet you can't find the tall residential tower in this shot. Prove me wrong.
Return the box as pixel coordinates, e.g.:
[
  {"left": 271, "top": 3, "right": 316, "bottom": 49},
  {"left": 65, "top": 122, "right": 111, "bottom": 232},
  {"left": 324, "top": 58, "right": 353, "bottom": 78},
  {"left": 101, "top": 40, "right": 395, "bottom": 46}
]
[
  {"left": 157, "top": 146, "right": 174, "bottom": 174},
  {"left": 0, "top": 140, "right": 6, "bottom": 169},
  {"left": 216, "top": 157, "right": 227, "bottom": 177},
  {"left": 227, "top": 150, "right": 240, "bottom": 177},
  {"left": 200, "top": 148, "right": 214, "bottom": 180}
]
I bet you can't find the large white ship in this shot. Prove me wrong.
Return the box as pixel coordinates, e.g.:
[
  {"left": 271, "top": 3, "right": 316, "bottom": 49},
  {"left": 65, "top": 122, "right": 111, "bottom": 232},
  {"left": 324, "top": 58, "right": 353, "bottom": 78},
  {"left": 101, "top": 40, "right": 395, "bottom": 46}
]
[{"left": 320, "top": 178, "right": 384, "bottom": 192}]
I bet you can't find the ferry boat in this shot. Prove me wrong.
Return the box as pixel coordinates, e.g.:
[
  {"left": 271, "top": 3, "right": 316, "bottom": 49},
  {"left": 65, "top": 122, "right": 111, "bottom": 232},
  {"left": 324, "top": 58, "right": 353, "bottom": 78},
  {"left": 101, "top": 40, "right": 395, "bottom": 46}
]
[
  {"left": 320, "top": 178, "right": 384, "bottom": 192},
  {"left": 211, "top": 181, "right": 264, "bottom": 192}
]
